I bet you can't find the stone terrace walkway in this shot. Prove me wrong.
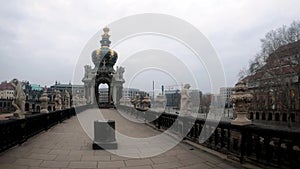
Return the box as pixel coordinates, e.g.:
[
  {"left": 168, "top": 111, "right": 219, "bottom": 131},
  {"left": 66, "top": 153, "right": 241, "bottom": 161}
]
[{"left": 0, "top": 109, "right": 239, "bottom": 169}]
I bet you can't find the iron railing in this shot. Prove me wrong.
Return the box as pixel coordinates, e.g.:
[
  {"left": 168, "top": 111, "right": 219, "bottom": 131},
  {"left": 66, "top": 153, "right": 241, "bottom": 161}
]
[
  {"left": 0, "top": 105, "right": 90, "bottom": 153},
  {"left": 117, "top": 105, "right": 300, "bottom": 169}
]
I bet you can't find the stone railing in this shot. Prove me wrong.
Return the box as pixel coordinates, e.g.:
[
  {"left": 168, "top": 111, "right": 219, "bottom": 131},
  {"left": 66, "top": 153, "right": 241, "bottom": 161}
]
[
  {"left": 116, "top": 105, "right": 300, "bottom": 169},
  {"left": 0, "top": 105, "right": 90, "bottom": 153}
]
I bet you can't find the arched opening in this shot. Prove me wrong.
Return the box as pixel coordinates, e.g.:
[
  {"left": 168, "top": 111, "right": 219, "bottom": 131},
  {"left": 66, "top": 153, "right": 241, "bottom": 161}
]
[
  {"left": 275, "top": 113, "right": 280, "bottom": 121},
  {"left": 250, "top": 112, "right": 254, "bottom": 120},
  {"left": 32, "top": 104, "right": 35, "bottom": 112},
  {"left": 98, "top": 83, "right": 109, "bottom": 104},
  {"left": 36, "top": 106, "right": 40, "bottom": 112},
  {"left": 48, "top": 106, "right": 52, "bottom": 111},
  {"left": 53, "top": 106, "right": 56, "bottom": 111},
  {"left": 291, "top": 113, "right": 295, "bottom": 122},
  {"left": 262, "top": 113, "right": 266, "bottom": 120},
  {"left": 25, "top": 103, "right": 29, "bottom": 111},
  {"left": 268, "top": 113, "right": 273, "bottom": 121},
  {"left": 282, "top": 113, "right": 287, "bottom": 121},
  {"left": 256, "top": 112, "right": 260, "bottom": 120}
]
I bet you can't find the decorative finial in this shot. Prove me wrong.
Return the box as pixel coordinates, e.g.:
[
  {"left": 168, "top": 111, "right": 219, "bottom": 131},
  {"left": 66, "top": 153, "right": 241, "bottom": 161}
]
[
  {"left": 103, "top": 26, "right": 109, "bottom": 34},
  {"left": 100, "top": 26, "right": 111, "bottom": 47}
]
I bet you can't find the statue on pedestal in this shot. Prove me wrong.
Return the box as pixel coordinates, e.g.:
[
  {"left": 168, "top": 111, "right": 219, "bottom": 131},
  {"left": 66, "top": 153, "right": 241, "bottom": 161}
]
[
  {"left": 9, "top": 79, "right": 26, "bottom": 119},
  {"left": 180, "top": 84, "right": 192, "bottom": 116},
  {"left": 64, "top": 90, "right": 70, "bottom": 109},
  {"left": 54, "top": 90, "right": 62, "bottom": 110},
  {"left": 231, "top": 81, "right": 253, "bottom": 125},
  {"left": 39, "top": 87, "right": 49, "bottom": 113}
]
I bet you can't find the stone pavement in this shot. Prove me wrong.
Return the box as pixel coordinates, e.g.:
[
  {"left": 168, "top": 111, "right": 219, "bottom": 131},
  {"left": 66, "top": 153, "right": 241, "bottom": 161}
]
[{"left": 0, "top": 109, "right": 240, "bottom": 169}]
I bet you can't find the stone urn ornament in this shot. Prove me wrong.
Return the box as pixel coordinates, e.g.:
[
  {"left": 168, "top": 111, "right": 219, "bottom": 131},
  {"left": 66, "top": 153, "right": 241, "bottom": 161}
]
[{"left": 230, "top": 81, "right": 253, "bottom": 125}]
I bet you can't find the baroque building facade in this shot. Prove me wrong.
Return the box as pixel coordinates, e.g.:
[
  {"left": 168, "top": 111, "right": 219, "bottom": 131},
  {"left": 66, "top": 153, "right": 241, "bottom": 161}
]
[{"left": 244, "top": 40, "right": 300, "bottom": 123}]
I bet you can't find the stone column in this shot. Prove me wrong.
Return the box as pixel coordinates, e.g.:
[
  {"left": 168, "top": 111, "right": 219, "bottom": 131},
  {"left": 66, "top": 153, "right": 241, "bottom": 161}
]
[
  {"left": 39, "top": 87, "right": 49, "bottom": 113},
  {"left": 231, "top": 81, "right": 253, "bottom": 126}
]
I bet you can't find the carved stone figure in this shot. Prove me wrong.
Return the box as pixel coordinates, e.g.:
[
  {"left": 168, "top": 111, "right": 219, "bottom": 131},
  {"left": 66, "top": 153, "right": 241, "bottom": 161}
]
[
  {"left": 180, "top": 84, "right": 192, "bottom": 116},
  {"left": 116, "top": 66, "right": 125, "bottom": 80},
  {"left": 54, "top": 90, "right": 62, "bottom": 110},
  {"left": 84, "top": 65, "right": 92, "bottom": 79},
  {"left": 9, "top": 79, "right": 26, "bottom": 118},
  {"left": 39, "top": 87, "right": 49, "bottom": 113},
  {"left": 64, "top": 90, "right": 70, "bottom": 109},
  {"left": 73, "top": 94, "right": 80, "bottom": 106}
]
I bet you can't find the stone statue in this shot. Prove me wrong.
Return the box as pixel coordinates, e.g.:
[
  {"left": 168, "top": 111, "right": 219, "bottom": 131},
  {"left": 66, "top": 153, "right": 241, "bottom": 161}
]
[
  {"left": 84, "top": 65, "right": 92, "bottom": 78},
  {"left": 116, "top": 66, "right": 125, "bottom": 80},
  {"left": 64, "top": 90, "right": 70, "bottom": 109},
  {"left": 54, "top": 90, "right": 62, "bottom": 110},
  {"left": 39, "top": 86, "right": 49, "bottom": 113},
  {"left": 180, "top": 84, "right": 192, "bottom": 116},
  {"left": 73, "top": 94, "right": 80, "bottom": 106},
  {"left": 9, "top": 79, "right": 26, "bottom": 119}
]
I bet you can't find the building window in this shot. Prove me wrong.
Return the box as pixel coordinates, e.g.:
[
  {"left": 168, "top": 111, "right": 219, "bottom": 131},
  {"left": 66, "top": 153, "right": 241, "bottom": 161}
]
[
  {"left": 282, "top": 113, "right": 287, "bottom": 121},
  {"left": 275, "top": 113, "right": 280, "bottom": 121},
  {"left": 268, "top": 113, "right": 272, "bottom": 121},
  {"left": 250, "top": 112, "right": 253, "bottom": 120},
  {"left": 256, "top": 112, "right": 260, "bottom": 120},
  {"left": 291, "top": 113, "right": 295, "bottom": 122},
  {"left": 262, "top": 113, "right": 266, "bottom": 120}
]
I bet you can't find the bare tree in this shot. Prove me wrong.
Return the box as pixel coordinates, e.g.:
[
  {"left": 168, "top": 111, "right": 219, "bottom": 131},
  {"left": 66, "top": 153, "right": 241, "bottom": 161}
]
[{"left": 239, "top": 20, "right": 300, "bottom": 79}]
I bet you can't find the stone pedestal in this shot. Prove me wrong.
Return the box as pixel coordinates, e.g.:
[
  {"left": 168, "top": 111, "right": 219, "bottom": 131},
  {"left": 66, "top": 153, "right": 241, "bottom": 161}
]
[
  {"left": 39, "top": 87, "right": 49, "bottom": 113},
  {"left": 231, "top": 111, "right": 251, "bottom": 126},
  {"left": 93, "top": 120, "right": 117, "bottom": 150},
  {"left": 230, "top": 81, "right": 253, "bottom": 126}
]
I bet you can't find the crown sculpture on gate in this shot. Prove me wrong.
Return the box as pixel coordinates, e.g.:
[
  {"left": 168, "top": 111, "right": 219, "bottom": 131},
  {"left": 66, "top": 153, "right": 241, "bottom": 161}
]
[{"left": 91, "top": 27, "right": 118, "bottom": 72}]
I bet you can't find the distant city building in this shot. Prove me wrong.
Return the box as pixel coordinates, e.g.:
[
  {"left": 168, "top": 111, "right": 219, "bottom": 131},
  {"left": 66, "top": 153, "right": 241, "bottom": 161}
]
[
  {"left": 122, "top": 88, "right": 140, "bottom": 100},
  {"left": 220, "top": 87, "right": 233, "bottom": 117},
  {"left": 0, "top": 81, "right": 15, "bottom": 113},
  {"left": 165, "top": 89, "right": 180, "bottom": 109},
  {"left": 50, "top": 81, "right": 84, "bottom": 98},
  {"left": 0, "top": 81, "right": 14, "bottom": 99},
  {"left": 99, "top": 87, "right": 109, "bottom": 103},
  {"left": 244, "top": 40, "right": 300, "bottom": 123}
]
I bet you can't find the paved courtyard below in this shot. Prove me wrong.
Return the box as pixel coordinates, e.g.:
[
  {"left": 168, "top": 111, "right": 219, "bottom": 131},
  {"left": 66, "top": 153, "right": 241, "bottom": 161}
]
[{"left": 0, "top": 109, "right": 240, "bottom": 169}]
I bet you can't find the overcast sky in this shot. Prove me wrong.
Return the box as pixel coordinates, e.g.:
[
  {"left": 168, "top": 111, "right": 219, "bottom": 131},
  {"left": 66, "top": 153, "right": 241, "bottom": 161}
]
[{"left": 0, "top": 0, "right": 299, "bottom": 93}]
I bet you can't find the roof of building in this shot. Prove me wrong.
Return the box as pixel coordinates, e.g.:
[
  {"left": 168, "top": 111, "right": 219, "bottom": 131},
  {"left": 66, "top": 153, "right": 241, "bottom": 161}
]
[
  {"left": 30, "top": 84, "right": 42, "bottom": 91},
  {"left": 0, "top": 82, "right": 14, "bottom": 90},
  {"left": 244, "top": 40, "right": 300, "bottom": 83}
]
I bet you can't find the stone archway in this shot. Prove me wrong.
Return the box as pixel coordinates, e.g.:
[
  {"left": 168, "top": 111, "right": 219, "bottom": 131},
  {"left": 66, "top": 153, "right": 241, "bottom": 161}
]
[{"left": 94, "top": 72, "right": 113, "bottom": 108}]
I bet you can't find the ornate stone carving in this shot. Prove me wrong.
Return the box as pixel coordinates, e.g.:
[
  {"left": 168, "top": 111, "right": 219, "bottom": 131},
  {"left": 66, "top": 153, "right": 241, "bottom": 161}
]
[
  {"left": 180, "top": 84, "right": 192, "bottom": 116},
  {"left": 9, "top": 78, "right": 26, "bottom": 119},
  {"left": 54, "top": 90, "right": 62, "bottom": 110},
  {"left": 64, "top": 90, "right": 70, "bottom": 109},
  {"left": 231, "top": 81, "right": 253, "bottom": 125},
  {"left": 39, "top": 87, "right": 49, "bottom": 113}
]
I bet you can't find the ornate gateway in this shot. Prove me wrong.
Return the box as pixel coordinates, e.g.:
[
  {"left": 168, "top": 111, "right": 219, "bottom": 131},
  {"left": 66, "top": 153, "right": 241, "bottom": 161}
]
[{"left": 82, "top": 27, "right": 125, "bottom": 108}]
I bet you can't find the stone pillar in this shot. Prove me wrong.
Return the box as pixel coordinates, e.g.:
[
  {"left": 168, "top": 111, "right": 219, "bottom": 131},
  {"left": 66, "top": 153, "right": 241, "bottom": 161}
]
[
  {"left": 231, "top": 81, "right": 253, "bottom": 126},
  {"left": 39, "top": 87, "right": 49, "bottom": 113}
]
